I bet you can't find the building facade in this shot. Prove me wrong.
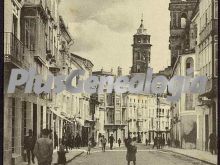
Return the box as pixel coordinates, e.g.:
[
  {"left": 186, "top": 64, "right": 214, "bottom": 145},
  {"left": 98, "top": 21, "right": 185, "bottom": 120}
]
[
  {"left": 169, "top": 0, "right": 218, "bottom": 152},
  {"left": 4, "top": 0, "right": 94, "bottom": 164}
]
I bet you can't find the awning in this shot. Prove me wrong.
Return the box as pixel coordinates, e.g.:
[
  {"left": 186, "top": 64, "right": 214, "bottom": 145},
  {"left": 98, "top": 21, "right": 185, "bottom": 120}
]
[
  {"left": 49, "top": 107, "right": 72, "bottom": 123},
  {"left": 75, "top": 118, "right": 84, "bottom": 126}
]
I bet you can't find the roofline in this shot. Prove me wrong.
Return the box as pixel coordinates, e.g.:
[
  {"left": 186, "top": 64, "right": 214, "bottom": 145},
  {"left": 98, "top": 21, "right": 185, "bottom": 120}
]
[{"left": 59, "top": 16, "right": 74, "bottom": 44}]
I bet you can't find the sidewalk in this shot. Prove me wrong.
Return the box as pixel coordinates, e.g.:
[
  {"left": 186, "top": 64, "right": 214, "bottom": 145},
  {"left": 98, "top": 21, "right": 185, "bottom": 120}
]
[
  {"left": 19, "top": 149, "right": 84, "bottom": 165},
  {"left": 162, "top": 146, "right": 217, "bottom": 165}
]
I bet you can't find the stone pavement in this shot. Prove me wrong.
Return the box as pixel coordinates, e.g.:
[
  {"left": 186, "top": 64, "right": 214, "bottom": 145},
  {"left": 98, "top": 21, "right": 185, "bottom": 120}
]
[
  {"left": 19, "top": 149, "right": 84, "bottom": 165},
  {"left": 18, "top": 143, "right": 124, "bottom": 165},
  {"left": 162, "top": 146, "right": 217, "bottom": 165}
]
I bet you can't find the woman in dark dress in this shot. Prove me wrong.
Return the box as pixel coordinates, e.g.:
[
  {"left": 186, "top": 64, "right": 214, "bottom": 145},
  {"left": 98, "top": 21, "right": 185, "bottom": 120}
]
[
  {"left": 125, "top": 137, "right": 137, "bottom": 165},
  {"left": 57, "top": 140, "right": 67, "bottom": 165}
]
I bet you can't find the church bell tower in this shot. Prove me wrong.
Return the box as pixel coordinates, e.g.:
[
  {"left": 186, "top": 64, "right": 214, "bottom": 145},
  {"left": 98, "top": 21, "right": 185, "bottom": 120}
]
[{"left": 131, "top": 17, "right": 152, "bottom": 73}]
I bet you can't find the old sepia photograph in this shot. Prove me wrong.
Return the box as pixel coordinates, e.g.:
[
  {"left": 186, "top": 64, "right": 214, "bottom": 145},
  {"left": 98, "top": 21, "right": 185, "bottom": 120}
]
[{"left": 3, "top": 0, "right": 218, "bottom": 165}]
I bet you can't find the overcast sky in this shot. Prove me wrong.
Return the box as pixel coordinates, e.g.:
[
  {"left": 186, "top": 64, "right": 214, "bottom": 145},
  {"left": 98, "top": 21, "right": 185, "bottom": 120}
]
[{"left": 59, "top": 0, "right": 170, "bottom": 75}]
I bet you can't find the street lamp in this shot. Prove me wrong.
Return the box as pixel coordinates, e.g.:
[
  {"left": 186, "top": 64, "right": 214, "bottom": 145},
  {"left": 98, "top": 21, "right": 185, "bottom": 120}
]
[
  {"left": 127, "top": 118, "right": 131, "bottom": 138},
  {"left": 155, "top": 83, "right": 162, "bottom": 149}
]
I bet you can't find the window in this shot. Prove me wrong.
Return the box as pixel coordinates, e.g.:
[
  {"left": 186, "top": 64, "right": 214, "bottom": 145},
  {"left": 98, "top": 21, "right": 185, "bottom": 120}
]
[
  {"left": 116, "top": 99, "right": 120, "bottom": 106},
  {"left": 185, "top": 57, "right": 194, "bottom": 77},
  {"left": 137, "top": 65, "right": 141, "bottom": 72},
  {"left": 13, "top": 15, "right": 18, "bottom": 37},
  {"left": 11, "top": 98, "right": 16, "bottom": 153},
  {"left": 215, "top": 1, "right": 218, "bottom": 19},
  {"left": 172, "top": 12, "right": 177, "bottom": 28},
  {"left": 185, "top": 93, "right": 194, "bottom": 110},
  {"left": 22, "top": 19, "right": 36, "bottom": 50},
  {"left": 137, "top": 52, "right": 141, "bottom": 60},
  {"left": 181, "top": 13, "right": 187, "bottom": 28},
  {"left": 215, "top": 43, "right": 218, "bottom": 77},
  {"left": 22, "top": 101, "right": 27, "bottom": 138},
  {"left": 46, "top": 111, "right": 48, "bottom": 129},
  {"left": 40, "top": 106, "right": 43, "bottom": 131}
]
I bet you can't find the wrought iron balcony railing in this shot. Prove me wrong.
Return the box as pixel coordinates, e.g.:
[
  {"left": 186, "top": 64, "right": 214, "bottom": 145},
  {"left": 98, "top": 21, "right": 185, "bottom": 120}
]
[{"left": 4, "top": 32, "right": 28, "bottom": 68}]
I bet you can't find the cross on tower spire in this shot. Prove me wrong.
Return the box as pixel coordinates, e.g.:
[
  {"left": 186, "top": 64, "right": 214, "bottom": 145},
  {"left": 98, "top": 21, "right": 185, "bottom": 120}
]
[{"left": 141, "top": 13, "right": 143, "bottom": 24}]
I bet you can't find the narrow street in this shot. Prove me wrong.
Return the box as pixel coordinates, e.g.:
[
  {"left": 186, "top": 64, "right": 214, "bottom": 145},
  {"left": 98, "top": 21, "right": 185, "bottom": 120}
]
[{"left": 68, "top": 144, "right": 210, "bottom": 165}]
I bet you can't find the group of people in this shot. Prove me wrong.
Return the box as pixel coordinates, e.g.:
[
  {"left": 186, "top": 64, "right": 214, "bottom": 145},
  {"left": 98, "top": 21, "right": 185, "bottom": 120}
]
[
  {"left": 24, "top": 129, "right": 69, "bottom": 165},
  {"left": 61, "top": 133, "right": 83, "bottom": 151},
  {"left": 24, "top": 129, "right": 54, "bottom": 165},
  {"left": 152, "top": 136, "right": 166, "bottom": 149},
  {"left": 99, "top": 134, "right": 122, "bottom": 152}
]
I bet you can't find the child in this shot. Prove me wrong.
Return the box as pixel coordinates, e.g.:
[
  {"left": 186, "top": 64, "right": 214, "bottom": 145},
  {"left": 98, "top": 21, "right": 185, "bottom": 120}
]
[
  {"left": 57, "top": 140, "right": 67, "bottom": 165},
  {"left": 87, "top": 139, "right": 92, "bottom": 155}
]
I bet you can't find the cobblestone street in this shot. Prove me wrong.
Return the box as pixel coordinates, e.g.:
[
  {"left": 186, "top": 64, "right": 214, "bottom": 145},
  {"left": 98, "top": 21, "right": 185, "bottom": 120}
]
[{"left": 68, "top": 144, "right": 211, "bottom": 165}]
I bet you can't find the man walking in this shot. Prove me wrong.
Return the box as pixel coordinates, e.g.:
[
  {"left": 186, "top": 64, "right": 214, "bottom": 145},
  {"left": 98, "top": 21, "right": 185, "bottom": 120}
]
[
  {"left": 101, "top": 136, "right": 107, "bottom": 152},
  {"left": 34, "top": 129, "right": 53, "bottom": 165},
  {"left": 118, "top": 138, "right": 121, "bottom": 147},
  {"left": 24, "top": 129, "right": 36, "bottom": 165},
  {"left": 209, "top": 133, "right": 216, "bottom": 154},
  {"left": 145, "top": 138, "right": 148, "bottom": 146},
  {"left": 152, "top": 137, "right": 157, "bottom": 149},
  {"left": 109, "top": 134, "right": 115, "bottom": 150}
]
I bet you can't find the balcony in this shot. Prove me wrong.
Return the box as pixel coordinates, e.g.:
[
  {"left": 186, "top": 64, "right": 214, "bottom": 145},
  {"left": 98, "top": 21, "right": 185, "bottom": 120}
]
[
  {"left": 4, "top": 32, "right": 29, "bottom": 69},
  {"left": 49, "top": 64, "right": 60, "bottom": 75},
  {"left": 23, "top": 0, "right": 46, "bottom": 9},
  {"left": 199, "top": 19, "right": 218, "bottom": 44},
  {"left": 199, "top": 77, "right": 217, "bottom": 98}
]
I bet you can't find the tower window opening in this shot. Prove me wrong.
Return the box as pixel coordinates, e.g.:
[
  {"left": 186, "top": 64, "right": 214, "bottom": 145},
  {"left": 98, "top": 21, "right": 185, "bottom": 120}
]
[
  {"left": 137, "top": 65, "right": 141, "bottom": 72},
  {"left": 181, "top": 13, "right": 187, "bottom": 28},
  {"left": 137, "top": 38, "right": 141, "bottom": 43},
  {"left": 137, "top": 52, "right": 141, "bottom": 60}
]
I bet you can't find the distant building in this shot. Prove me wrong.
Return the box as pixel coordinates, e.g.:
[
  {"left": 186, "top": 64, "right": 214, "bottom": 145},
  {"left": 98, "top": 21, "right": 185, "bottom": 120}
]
[
  {"left": 91, "top": 70, "right": 127, "bottom": 143},
  {"left": 123, "top": 93, "right": 171, "bottom": 144}
]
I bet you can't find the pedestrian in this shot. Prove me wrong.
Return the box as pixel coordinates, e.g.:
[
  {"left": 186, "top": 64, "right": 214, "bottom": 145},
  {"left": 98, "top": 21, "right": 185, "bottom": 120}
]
[
  {"left": 167, "top": 138, "right": 170, "bottom": 146},
  {"left": 67, "top": 134, "right": 72, "bottom": 150},
  {"left": 71, "top": 135, "right": 75, "bottom": 149},
  {"left": 87, "top": 139, "right": 92, "bottom": 155},
  {"left": 75, "top": 133, "right": 81, "bottom": 149},
  {"left": 34, "top": 129, "right": 53, "bottom": 165},
  {"left": 109, "top": 134, "right": 115, "bottom": 150},
  {"left": 162, "top": 138, "right": 165, "bottom": 148},
  {"left": 57, "top": 140, "right": 67, "bottom": 165},
  {"left": 63, "top": 135, "right": 68, "bottom": 152},
  {"left": 126, "top": 137, "right": 137, "bottom": 165},
  {"left": 24, "top": 129, "right": 36, "bottom": 165},
  {"left": 118, "top": 138, "right": 121, "bottom": 147},
  {"left": 152, "top": 137, "right": 157, "bottom": 149},
  {"left": 209, "top": 133, "right": 216, "bottom": 154},
  {"left": 54, "top": 131, "right": 58, "bottom": 150},
  {"left": 101, "top": 136, "right": 107, "bottom": 152},
  {"left": 145, "top": 138, "right": 148, "bottom": 146}
]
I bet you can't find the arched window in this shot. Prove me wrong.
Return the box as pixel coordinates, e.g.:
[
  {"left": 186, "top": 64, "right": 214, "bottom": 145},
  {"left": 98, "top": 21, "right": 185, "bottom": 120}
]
[
  {"left": 185, "top": 57, "right": 194, "bottom": 77},
  {"left": 181, "top": 13, "right": 187, "bottom": 28}
]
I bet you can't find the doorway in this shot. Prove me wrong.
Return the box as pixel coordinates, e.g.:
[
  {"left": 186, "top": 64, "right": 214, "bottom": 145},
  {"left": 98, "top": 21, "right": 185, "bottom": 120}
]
[
  {"left": 33, "top": 104, "right": 37, "bottom": 137},
  {"left": 205, "top": 115, "right": 209, "bottom": 151}
]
